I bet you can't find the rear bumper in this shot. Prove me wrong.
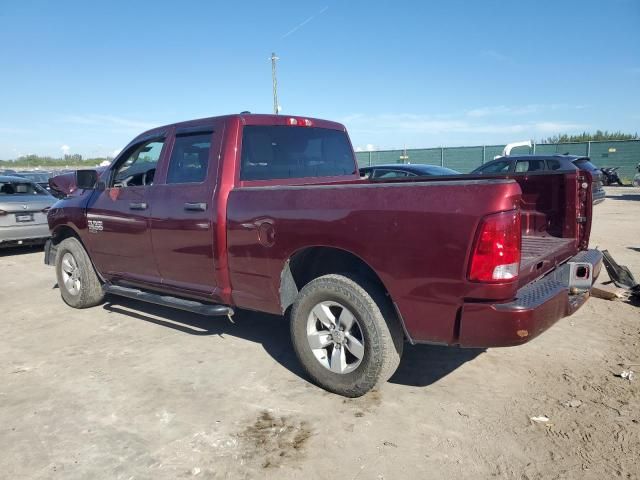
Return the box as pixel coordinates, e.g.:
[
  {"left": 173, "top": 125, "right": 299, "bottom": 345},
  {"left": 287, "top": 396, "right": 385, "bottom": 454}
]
[{"left": 458, "top": 249, "right": 603, "bottom": 348}]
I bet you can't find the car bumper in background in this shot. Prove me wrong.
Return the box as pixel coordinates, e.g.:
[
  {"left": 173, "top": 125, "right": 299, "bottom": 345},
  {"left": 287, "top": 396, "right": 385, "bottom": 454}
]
[
  {"left": 458, "top": 249, "right": 603, "bottom": 348},
  {"left": 0, "top": 224, "right": 50, "bottom": 247},
  {"left": 593, "top": 188, "right": 606, "bottom": 204}
]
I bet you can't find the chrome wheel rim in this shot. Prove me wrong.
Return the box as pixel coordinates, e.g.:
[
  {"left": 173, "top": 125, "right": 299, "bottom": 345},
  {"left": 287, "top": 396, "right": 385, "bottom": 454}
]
[
  {"left": 306, "top": 301, "right": 365, "bottom": 374},
  {"left": 61, "top": 252, "right": 81, "bottom": 295}
]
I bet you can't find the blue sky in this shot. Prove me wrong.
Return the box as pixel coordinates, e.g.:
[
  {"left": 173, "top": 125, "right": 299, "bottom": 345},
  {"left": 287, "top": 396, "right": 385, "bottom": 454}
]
[{"left": 1, "top": 0, "right": 638, "bottom": 158}]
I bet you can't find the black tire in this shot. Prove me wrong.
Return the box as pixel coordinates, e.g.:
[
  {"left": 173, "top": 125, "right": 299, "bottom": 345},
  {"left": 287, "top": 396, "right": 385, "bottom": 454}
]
[
  {"left": 55, "top": 237, "right": 105, "bottom": 308},
  {"left": 290, "top": 274, "right": 404, "bottom": 397}
]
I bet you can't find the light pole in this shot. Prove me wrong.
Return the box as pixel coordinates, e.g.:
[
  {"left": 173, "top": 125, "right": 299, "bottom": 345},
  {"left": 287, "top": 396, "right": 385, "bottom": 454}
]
[{"left": 270, "top": 52, "right": 280, "bottom": 114}]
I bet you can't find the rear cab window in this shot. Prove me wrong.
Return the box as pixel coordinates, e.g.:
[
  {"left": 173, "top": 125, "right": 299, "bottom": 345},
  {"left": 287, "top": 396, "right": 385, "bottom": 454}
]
[{"left": 240, "top": 125, "right": 356, "bottom": 181}]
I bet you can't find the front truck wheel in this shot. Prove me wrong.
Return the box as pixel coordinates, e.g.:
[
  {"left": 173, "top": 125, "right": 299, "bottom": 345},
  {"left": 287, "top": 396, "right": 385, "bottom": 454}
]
[
  {"left": 55, "top": 237, "right": 105, "bottom": 308},
  {"left": 290, "top": 274, "right": 404, "bottom": 397}
]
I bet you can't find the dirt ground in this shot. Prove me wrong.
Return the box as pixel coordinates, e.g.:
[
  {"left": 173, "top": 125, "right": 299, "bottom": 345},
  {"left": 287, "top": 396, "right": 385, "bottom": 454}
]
[{"left": 1, "top": 187, "right": 638, "bottom": 480}]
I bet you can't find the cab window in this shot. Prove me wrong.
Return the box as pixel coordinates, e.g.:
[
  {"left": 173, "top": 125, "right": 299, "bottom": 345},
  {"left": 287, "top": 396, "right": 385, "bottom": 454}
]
[
  {"left": 515, "top": 160, "right": 545, "bottom": 172},
  {"left": 113, "top": 140, "right": 164, "bottom": 187},
  {"left": 166, "top": 133, "right": 212, "bottom": 184},
  {"left": 240, "top": 126, "right": 355, "bottom": 180}
]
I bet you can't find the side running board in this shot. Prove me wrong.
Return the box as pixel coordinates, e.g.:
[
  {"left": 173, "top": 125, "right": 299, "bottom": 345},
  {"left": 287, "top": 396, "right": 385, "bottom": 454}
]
[{"left": 103, "top": 284, "right": 234, "bottom": 317}]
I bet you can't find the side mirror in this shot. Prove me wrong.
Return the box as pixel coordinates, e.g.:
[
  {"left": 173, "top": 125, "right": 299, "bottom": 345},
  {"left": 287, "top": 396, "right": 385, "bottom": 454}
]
[{"left": 76, "top": 170, "right": 99, "bottom": 190}]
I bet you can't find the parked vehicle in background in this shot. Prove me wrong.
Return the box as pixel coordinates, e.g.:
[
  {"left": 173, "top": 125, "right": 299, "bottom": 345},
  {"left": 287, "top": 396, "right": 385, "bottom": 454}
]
[
  {"left": 0, "top": 175, "right": 55, "bottom": 248},
  {"left": 15, "top": 171, "right": 55, "bottom": 194},
  {"left": 600, "top": 167, "right": 624, "bottom": 186},
  {"left": 472, "top": 155, "right": 606, "bottom": 204},
  {"left": 44, "top": 113, "right": 602, "bottom": 397},
  {"left": 359, "top": 163, "right": 459, "bottom": 179}
]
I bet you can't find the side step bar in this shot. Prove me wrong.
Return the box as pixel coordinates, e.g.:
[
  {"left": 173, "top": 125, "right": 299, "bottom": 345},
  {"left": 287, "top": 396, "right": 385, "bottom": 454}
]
[{"left": 103, "top": 284, "right": 234, "bottom": 317}]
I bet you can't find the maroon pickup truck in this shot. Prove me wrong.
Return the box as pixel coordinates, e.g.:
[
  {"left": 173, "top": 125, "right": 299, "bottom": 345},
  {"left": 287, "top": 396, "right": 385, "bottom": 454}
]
[{"left": 45, "top": 113, "right": 602, "bottom": 397}]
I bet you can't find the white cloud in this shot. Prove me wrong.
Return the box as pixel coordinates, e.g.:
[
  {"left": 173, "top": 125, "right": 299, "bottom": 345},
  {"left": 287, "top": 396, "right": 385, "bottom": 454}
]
[
  {"left": 61, "top": 114, "right": 157, "bottom": 131},
  {"left": 466, "top": 104, "right": 587, "bottom": 118},
  {"left": 480, "top": 49, "right": 511, "bottom": 62},
  {"left": 342, "top": 112, "right": 589, "bottom": 149},
  {"left": 0, "top": 126, "right": 30, "bottom": 134},
  {"left": 61, "top": 145, "right": 70, "bottom": 154}
]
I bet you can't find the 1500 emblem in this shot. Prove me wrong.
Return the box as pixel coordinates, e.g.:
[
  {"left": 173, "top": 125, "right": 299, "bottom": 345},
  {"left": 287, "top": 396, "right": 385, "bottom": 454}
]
[{"left": 88, "top": 219, "right": 104, "bottom": 233}]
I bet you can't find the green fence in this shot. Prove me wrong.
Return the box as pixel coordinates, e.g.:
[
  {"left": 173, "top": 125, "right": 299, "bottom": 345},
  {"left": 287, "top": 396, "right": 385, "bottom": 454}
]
[{"left": 356, "top": 140, "right": 640, "bottom": 181}]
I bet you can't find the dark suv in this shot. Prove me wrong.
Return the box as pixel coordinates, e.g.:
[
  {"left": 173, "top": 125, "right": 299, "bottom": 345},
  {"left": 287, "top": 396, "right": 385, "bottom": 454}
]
[{"left": 471, "top": 155, "right": 605, "bottom": 204}]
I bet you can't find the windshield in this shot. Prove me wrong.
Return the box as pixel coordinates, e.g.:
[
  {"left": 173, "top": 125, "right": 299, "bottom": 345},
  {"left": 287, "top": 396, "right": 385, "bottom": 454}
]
[
  {"left": 0, "top": 180, "right": 51, "bottom": 196},
  {"left": 573, "top": 159, "right": 599, "bottom": 171},
  {"left": 17, "top": 172, "right": 51, "bottom": 182}
]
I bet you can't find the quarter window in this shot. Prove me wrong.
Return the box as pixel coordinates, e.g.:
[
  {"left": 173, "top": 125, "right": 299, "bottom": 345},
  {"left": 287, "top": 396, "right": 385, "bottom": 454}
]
[{"left": 546, "top": 160, "right": 562, "bottom": 170}]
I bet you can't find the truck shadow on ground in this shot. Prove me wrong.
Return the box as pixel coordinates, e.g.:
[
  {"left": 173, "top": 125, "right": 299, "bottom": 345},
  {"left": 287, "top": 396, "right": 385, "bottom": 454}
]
[{"left": 102, "top": 295, "right": 483, "bottom": 389}]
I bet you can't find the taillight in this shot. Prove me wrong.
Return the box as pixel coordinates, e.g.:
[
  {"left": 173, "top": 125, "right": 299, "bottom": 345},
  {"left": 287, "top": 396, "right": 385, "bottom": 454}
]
[{"left": 468, "top": 210, "right": 521, "bottom": 282}]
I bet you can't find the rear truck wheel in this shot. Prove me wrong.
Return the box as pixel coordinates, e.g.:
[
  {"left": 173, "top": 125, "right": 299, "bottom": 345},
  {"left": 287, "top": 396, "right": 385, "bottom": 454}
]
[
  {"left": 55, "top": 237, "right": 105, "bottom": 308},
  {"left": 290, "top": 274, "right": 404, "bottom": 397}
]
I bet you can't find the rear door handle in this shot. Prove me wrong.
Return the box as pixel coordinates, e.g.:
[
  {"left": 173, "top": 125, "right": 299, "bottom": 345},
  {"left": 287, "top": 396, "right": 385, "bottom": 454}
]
[
  {"left": 129, "top": 202, "right": 148, "bottom": 210},
  {"left": 184, "top": 202, "right": 207, "bottom": 212}
]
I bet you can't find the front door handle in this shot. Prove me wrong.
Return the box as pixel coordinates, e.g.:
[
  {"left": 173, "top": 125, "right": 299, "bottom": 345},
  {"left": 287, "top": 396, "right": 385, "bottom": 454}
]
[
  {"left": 129, "top": 202, "right": 148, "bottom": 210},
  {"left": 184, "top": 202, "right": 207, "bottom": 212}
]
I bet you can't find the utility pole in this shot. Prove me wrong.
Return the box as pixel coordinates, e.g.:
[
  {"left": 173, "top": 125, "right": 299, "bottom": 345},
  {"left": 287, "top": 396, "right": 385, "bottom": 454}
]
[
  {"left": 270, "top": 52, "right": 280, "bottom": 114},
  {"left": 399, "top": 145, "right": 409, "bottom": 164}
]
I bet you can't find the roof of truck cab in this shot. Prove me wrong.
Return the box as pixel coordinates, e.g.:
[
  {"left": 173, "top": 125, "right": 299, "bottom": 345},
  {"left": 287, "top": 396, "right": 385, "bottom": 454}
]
[{"left": 131, "top": 113, "right": 346, "bottom": 143}]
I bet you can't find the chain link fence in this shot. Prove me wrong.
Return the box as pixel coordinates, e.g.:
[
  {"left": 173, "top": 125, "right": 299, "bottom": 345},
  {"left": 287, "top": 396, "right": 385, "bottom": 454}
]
[{"left": 355, "top": 140, "right": 640, "bottom": 181}]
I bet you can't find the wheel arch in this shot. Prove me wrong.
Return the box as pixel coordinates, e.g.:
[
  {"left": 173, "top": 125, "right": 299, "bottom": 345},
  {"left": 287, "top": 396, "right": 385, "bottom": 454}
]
[
  {"left": 50, "top": 224, "right": 104, "bottom": 281},
  {"left": 280, "top": 246, "right": 386, "bottom": 310}
]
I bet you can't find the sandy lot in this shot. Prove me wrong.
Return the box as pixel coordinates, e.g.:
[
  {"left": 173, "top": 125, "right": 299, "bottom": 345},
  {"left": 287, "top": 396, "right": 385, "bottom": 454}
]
[{"left": 1, "top": 187, "right": 638, "bottom": 480}]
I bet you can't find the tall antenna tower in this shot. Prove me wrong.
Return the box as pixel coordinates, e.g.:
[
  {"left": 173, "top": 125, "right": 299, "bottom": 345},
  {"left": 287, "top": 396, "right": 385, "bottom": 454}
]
[{"left": 270, "top": 52, "right": 280, "bottom": 114}]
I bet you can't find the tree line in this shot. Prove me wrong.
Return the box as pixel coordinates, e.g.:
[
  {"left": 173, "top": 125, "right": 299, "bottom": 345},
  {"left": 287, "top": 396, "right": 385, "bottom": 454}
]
[
  {"left": 0, "top": 154, "right": 110, "bottom": 169},
  {"left": 540, "top": 130, "right": 639, "bottom": 144}
]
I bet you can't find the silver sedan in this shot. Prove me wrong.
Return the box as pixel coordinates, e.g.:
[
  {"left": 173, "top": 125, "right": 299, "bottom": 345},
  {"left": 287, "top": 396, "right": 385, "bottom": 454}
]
[{"left": 0, "top": 175, "right": 55, "bottom": 248}]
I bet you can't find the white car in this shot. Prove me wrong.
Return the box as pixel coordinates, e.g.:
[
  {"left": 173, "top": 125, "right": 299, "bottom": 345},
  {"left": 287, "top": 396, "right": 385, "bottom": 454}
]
[{"left": 0, "top": 175, "right": 55, "bottom": 248}]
